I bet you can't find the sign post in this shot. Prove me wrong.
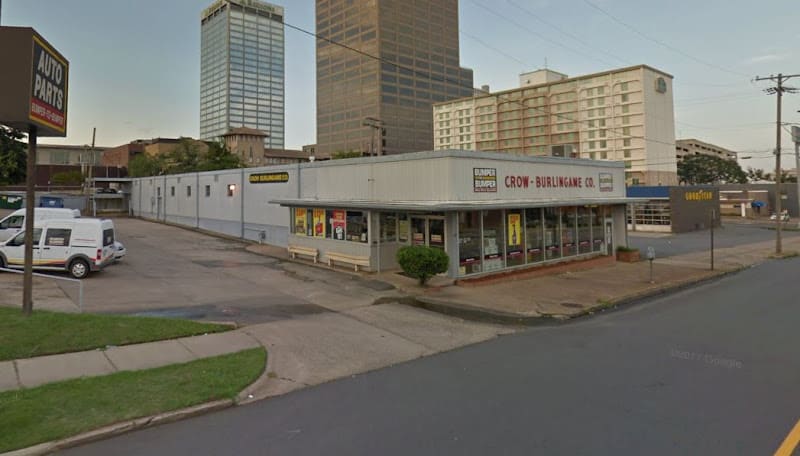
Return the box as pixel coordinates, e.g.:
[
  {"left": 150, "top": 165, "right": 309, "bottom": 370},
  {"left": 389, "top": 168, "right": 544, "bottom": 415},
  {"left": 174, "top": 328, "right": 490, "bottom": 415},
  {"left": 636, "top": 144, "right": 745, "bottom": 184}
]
[
  {"left": 646, "top": 247, "right": 655, "bottom": 284},
  {"left": 0, "top": 27, "right": 69, "bottom": 316}
]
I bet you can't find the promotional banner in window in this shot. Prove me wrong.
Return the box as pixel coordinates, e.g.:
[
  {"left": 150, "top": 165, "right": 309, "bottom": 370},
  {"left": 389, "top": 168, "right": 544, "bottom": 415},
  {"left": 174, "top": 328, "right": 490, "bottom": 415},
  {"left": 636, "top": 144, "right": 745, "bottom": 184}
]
[
  {"left": 313, "top": 209, "right": 326, "bottom": 237},
  {"left": 507, "top": 213, "right": 521, "bottom": 247},
  {"left": 294, "top": 208, "right": 307, "bottom": 236},
  {"left": 331, "top": 210, "right": 346, "bottom": 240}
]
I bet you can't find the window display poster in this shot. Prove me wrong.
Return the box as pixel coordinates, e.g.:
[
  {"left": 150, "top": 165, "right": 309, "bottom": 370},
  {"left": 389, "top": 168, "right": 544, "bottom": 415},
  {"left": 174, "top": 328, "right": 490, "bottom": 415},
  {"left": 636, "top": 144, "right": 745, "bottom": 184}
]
[
  {"left": 295, "top": 208, "right": 307, "bottom": 236},
  {"left": 507, "top": 213, "right": 521, "bottom": 246},
  {"left": 398, "top": 219, "right": 410, "bottom": 242},
  {"left": 313, "top": 209, "right": 326, "bottom": 238},
  {"left": 331, "top": 210, "right": 346, "bottom": 240}
]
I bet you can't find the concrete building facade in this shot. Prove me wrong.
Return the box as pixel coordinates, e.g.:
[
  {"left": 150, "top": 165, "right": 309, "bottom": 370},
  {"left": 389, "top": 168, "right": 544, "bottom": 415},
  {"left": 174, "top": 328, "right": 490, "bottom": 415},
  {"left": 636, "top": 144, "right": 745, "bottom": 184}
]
[
  {"left": 35, "top": 144, "right": 107, "bottom": 166},
  {"left": 433, "top": 65, "right": 677, "bottom": 186},
  {"left": 200, "top": 0, "right": 285, "bottom": 148},
  {"left": 676, "top": 138, "right": 737, "bottom": 161},
  {"left": 315, "top": 0, "right": 474, "bottom": 159},
  {"left": 131, "top": 150, "right": 632, "bottom": 278}
]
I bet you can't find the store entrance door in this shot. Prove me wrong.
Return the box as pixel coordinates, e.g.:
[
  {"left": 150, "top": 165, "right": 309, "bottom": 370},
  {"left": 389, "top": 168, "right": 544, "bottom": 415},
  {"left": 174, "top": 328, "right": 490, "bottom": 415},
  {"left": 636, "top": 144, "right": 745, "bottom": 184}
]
[
  {"left": 605, "top": 219, "right": 613, "bottom": 256},
  {"left": 410, "top": 216, "right": 446, "bottom": 250}
]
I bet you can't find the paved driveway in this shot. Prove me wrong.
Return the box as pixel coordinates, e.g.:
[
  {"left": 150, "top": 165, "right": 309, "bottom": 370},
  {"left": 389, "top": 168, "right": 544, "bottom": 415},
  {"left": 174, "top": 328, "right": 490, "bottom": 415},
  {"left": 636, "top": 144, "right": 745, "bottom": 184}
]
[{"left": 71, "top": 218, "right": 397, "bottom": 324}]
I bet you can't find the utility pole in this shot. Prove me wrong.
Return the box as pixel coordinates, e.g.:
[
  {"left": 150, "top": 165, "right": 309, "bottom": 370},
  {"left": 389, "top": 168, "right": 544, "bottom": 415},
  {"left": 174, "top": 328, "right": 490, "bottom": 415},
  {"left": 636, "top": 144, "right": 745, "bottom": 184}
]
[
  {"left": 362, "top": 117, "right": 383, "bottom": 156},
  {"left": 793, "top": 125, "right": 800, "bottom": 229},
  {"left": 755, "top": 73, "right": 800, "bottom": 254}
]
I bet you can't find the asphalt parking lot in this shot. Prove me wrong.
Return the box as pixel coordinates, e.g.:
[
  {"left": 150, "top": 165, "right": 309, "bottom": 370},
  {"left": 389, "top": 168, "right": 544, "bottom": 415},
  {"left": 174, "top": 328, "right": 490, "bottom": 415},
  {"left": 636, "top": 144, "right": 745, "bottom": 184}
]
[{"left": 65, "top": 218, "right": 397, "bottom": 324}]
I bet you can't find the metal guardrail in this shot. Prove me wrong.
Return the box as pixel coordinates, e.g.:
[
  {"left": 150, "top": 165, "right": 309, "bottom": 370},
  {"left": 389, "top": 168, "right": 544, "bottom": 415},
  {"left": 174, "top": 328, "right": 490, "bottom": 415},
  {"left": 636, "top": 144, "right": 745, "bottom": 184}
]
[{"left": 0, "top": 267, "right": 83, "bottom": 312}]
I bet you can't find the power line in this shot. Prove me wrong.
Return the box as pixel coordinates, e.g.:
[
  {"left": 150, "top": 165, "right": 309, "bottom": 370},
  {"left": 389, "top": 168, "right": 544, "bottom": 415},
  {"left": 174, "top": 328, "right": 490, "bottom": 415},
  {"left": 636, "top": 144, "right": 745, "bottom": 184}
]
[
  {"left": 459, "top": 29, "right": 532, "bottom": 69},
  {"left": 582, "top": 0, "right": 748, "bottom": 78},
  {"left": 465, "top": 0, "right": 619, "bottom": 69},
  {"left": 285, "top": 19, "right": 674, "bottom": 151},
  {"left": 506, "top": 0, "right": 631, "bottom": 67}
]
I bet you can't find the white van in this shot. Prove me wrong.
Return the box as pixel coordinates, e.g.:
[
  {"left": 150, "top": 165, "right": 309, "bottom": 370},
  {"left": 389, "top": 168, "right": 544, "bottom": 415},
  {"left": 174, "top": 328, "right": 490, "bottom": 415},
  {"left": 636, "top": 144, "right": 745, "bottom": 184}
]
[
  {"left": 0, "top": 208, "right": 81, "bottom": 242},
  {"left": 0, "top": 218, "right": 116, "bottom": 279}
]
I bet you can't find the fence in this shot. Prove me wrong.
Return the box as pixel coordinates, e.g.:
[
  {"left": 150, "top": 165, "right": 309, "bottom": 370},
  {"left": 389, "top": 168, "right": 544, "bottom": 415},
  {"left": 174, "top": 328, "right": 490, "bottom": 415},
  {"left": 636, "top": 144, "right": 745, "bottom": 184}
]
[{"left": 0, "top": 267, "right": 84, "bottom": 312}]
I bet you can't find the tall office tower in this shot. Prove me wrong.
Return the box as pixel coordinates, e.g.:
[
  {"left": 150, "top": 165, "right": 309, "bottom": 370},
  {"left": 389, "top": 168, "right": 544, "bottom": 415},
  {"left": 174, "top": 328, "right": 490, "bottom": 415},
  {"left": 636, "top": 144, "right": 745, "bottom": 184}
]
[
  {"left": 200, "top": 0, "right": 285, "bottom": 148},
  {"left": 316, "top": 0, "right": 474, "bottom": 158}
]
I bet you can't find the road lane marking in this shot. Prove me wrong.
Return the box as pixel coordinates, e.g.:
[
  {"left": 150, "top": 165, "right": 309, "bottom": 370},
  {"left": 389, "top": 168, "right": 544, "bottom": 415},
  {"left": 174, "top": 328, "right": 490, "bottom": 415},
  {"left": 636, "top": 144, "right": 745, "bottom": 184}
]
[{"left": 774, "top": 418, "right": 800, "bottom": 456}]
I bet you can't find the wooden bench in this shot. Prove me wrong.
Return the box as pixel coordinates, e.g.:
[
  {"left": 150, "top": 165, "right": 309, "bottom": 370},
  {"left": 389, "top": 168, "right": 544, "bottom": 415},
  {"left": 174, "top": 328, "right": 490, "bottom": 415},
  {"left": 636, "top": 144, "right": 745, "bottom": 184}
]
[
  {"left": 287, "top": 245, "right": 318, "bottom": 263},
  {"left": 326, "top": 252, "right": 370, "bottom": 272}
]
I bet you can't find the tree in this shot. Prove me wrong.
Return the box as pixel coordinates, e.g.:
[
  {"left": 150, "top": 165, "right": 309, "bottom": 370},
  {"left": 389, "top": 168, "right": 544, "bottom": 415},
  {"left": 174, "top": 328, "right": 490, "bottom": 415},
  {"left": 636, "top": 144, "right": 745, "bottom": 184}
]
[
  {"left": 165, "top": 138, "right": 203, "bottom": 174},
  {"left": 396, "top": 246, "right": 449, "bottom": 286},
  {"left": 331, "top": 150, "right": 363, "bottom": 160},
  {"left": 51, "top": 170, "right": 84, "bottom": 186},
  {"left": 746, "top": 167, "right": 771, "bottom": 182},
  {"left": 0, "top": 126, "right": 27, "bottom": 185},
  {"left": 677, "top": 154, "right": 747, "bottom": 185},
  {"left": 127, "top": 141, "right": 242, "bottom": 177},
  {"left": 746, "top": 167, "right": 797, "bottom": 183},
  {"left": 196, "top": 142, "right": 244, "bottom": 171},
  {"left": 128, "top": 153, "right": 165, "bottom": 177}
]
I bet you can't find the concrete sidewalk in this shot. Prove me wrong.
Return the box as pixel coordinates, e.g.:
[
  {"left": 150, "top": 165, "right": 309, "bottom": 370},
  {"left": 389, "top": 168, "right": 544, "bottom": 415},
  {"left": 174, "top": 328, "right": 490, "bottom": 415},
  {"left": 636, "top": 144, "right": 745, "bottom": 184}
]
[
  {"left": 375, "top": 235, "right": 800, "bottom": 323},
  {"left": 0, "top": 330, "right": 262, "bottom": 392}
]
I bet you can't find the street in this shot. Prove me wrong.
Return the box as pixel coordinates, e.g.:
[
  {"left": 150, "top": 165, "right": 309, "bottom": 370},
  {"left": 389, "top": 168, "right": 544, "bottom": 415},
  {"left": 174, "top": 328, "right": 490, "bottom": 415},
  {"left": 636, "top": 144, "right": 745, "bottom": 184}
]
[
  {"left": 629, "top": 219, "right": 800, "bottom": 258},
  {"left": 62, "top": 257, "right": 800, "bottom": 455}
]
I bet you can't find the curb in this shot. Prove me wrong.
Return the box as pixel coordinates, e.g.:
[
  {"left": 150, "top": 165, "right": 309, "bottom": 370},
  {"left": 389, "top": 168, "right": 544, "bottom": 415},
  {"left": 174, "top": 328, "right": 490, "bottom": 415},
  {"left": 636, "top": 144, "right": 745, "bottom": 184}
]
[
  {"left": 412, "top": 265, "right": 750, "bottom": 326},
  {"left": 0, "top": 400, "right": 233, "bottom": 456}
]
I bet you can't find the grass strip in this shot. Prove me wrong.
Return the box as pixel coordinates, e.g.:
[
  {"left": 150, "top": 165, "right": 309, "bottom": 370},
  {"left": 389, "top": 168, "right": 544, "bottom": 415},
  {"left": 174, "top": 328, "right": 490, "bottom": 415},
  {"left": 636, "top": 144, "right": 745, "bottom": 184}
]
[
  {"left": 0, "top": 348, "right": 265, "bottom": 453},
  {"left": 0, "top": 306, "right": 231, "bottom": 361}
]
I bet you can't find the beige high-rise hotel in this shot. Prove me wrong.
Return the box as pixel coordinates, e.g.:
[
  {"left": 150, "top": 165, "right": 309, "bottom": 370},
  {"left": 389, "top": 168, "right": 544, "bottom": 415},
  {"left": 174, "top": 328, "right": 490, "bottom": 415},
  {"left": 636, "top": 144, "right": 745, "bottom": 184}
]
[
  {"left": 316, "top": 0, "right": 474, "bottom": 158},
  {"left": 433, "top": 65, "right": 678, "bottom": 186}
]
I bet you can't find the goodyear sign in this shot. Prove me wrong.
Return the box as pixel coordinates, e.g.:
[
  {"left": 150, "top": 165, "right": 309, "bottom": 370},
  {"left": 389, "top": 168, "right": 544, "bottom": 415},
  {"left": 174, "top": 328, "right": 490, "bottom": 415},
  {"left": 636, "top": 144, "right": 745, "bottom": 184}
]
[
  {"left": 249, "top": 172, "right": 289, "bottom": 184},
  {"left": 684, "top": 190, "right": 714, "bottom": 201}
]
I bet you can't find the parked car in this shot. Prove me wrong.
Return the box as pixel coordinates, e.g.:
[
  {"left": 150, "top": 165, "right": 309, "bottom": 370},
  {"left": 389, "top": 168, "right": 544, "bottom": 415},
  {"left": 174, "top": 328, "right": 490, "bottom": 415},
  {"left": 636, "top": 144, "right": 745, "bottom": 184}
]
[
  {"left": 0, "top": 218, "right": 116, "bottom": 279},
  {"left": 0, "top": 208, "right": 81, "bottom": 242},
  {"left": 113, "top": 240, "right": 126, "bottom": 261},
  {"left": 770, "top": 211, "right": 790, "bottom": 221}
]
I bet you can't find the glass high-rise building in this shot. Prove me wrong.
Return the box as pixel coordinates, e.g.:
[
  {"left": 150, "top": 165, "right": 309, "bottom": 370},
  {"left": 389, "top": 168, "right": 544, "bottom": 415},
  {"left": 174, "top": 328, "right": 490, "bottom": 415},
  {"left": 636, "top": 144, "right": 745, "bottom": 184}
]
[
  {"left": 200, "top": 0, "right": 285, "bottom": 148},
  {"left": 316, "top": 0, "right": 474, "bottom": 158}
]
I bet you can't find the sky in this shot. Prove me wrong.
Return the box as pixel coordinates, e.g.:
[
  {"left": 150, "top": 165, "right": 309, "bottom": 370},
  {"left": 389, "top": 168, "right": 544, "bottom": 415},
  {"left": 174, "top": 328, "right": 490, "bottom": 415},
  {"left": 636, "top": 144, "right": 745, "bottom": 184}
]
[{"left": 3, "top": 0, "right": 799, "bottom": 171}]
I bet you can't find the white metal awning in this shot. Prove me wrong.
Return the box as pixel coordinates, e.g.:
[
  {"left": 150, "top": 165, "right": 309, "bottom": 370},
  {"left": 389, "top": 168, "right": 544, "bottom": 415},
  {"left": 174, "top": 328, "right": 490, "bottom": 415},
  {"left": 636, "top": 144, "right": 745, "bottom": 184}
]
[{"left": 269, "top": 197, "right": 643, "bottom": 211}]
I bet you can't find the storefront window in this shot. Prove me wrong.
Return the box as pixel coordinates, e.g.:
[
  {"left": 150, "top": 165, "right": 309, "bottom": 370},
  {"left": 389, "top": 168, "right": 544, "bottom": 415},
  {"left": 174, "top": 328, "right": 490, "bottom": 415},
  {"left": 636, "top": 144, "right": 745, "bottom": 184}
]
[
  {"left": 379, "top": 212, "right": 397, "bottom": 242},
  {"left": 429, "top": 219, "right": 445, "bottom": 250},
  {"left": 578, "top": 207, "right": 592, "bottom": 254},
  {"left": 525, "top": 208, "right": 543, "bottom": 263},
  {"left": 544, "top": 207, "right": 560, "bottom": 260},
  {"left": 346, "top": 211, "right": 368, "bottom": 243},
  {"left": 506, "top": 210, "right": 525, "bottom": 267},
  {"left": 482, "top": 210, "right": 505, "bottom": 272},
  {"left": 294, "top": 208, "right": 308, "bottom": 236},
  {"left": 562, "top": 207, "right": 578, "bottom": 257},
  {"left": 398, "top": 213, "right": 410, "bottom": 243},
  {"left": 458, "top": 211, "right": 481, "bottom": 275},
  {"left": 411, "top": 217, "right": 426, "bottom": 246},
  {"left": 592, "top": 206, "right": 605, "bottom": 252}
]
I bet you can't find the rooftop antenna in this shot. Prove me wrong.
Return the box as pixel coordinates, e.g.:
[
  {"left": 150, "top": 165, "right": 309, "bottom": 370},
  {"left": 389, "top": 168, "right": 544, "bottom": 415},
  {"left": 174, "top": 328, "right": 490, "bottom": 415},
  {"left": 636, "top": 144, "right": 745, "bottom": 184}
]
[{"left": 544, "top": 57, "right": 548, "bottom": 70}]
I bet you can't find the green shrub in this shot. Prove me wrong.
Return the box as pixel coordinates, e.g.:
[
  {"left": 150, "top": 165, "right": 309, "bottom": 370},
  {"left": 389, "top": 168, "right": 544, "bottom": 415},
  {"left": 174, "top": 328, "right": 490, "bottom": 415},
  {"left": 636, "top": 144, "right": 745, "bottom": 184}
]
[
  {"left": 396, "top": 245, "right": 449, "bottom": 286},
  {"left": 616, "top": 245, "right": 639, "bottom": 252}
]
